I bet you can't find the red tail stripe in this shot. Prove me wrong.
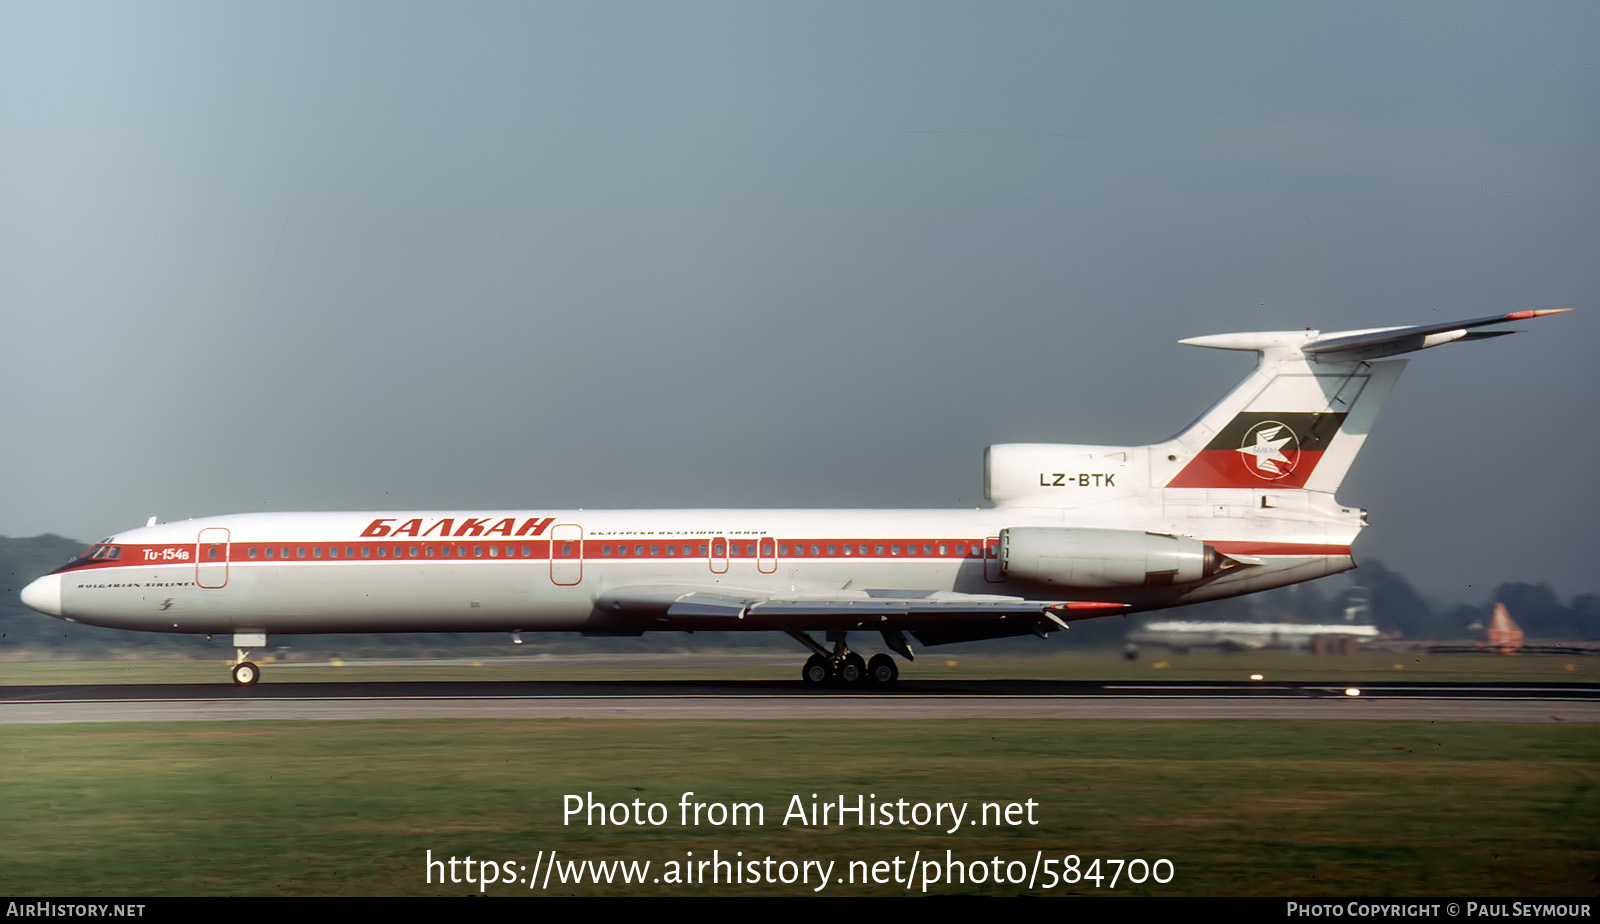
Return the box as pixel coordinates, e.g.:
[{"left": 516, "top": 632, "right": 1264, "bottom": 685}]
[{"left": 1167, "top": 449, "right": 1327, "bottom": 489}]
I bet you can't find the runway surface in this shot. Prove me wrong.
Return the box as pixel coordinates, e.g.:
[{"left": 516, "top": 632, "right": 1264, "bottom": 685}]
[{"left": 3, "top": 679, "right": 1595, "bottom": 723}]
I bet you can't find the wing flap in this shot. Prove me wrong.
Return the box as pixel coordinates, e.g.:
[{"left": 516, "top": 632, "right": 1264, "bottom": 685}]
[{"left": 591, "top": 585, "right": 1125, "bottom": 632}]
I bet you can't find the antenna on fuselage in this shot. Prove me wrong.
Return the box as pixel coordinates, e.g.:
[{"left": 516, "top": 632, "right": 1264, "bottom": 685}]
[{"left": 146, "top": 516, "right": 158, "bottom": 527}]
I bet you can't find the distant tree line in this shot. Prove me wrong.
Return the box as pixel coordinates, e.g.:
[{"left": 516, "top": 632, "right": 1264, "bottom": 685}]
[{"left": 1, "top": 534, "right": 1593, "bottom": 659}]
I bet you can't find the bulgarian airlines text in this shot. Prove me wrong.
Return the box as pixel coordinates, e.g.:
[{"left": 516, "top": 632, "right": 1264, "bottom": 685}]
[{"left": 425, "top": 849, "right": 1173, "bottom": 892}]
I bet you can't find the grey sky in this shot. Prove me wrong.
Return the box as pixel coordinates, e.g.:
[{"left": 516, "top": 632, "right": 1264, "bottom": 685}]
[{"left": 3, "top": 2, "right": 1596, "bottom": 603}]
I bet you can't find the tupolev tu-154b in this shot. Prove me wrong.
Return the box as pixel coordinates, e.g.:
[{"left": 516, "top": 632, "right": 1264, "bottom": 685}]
[{"left": 20, "top": 310, "right": 1567, "bottom": 686}]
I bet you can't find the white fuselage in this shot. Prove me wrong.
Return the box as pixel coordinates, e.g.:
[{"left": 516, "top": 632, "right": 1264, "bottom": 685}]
[{"left": 33, "top": 501, "right": 1356, "bottom": 637}]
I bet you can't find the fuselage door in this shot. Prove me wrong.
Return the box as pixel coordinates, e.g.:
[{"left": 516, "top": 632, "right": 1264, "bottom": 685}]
[
  {"left": 709, "top": 537, "right": 729, "bottom": 574},
  {"left": 758, "top": 537, "right": 777, "bottom": 574},
  {"left": 196, "top": 527, "right": 230, "bottom": 589},
  {"left": 550, "top": 524, "right": 584, "bottom": 586}
]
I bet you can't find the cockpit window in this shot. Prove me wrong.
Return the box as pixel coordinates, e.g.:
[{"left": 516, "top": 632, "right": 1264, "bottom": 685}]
[{"left": 54, "top": 543, "right": 119, "bottom": 574}]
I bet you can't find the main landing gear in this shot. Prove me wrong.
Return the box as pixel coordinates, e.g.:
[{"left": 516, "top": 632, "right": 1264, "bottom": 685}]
[{"left": 790, "top": 631, "right": 904, "bottom": 688}]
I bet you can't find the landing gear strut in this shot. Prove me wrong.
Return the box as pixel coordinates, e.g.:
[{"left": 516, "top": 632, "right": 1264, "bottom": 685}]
[
  {"left": 232, "top": 632, "right": 266, "bottom": 686},
  {"left": 788, "top": 631, "right": 905, "bottom": 688}
]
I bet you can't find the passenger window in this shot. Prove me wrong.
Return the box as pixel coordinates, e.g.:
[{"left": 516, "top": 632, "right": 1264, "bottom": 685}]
[
  {"left": 311, "top": 547, "right": 321, "bottom": 559},
  {"left": 490, "top": 546, "right": 498, "bottom": 557},
  {"left": 377, "top": 547, "right": 387, "bottom": 558},
  {"left": 634, "top": 545, "right": 643, "bottom": 556},
  {"left": 297, "top": 548, "right": 306, "bottom": 559},
  {"left": 666, "top": 545, "right": 676, "bottom": 556},
  {"left": 523, "top": 546, "right": 531, "bottom": 557},
  {"left": 939, "top": 544, "right": 948, "bottom": 556},
  {"left": 828, "top": 545, "right": 836, "bottom": 555},
  {"left": 474, "top": 546, "right": 483, "bottom": 558},
  {"left": 248, "top": 547, "right": 258, "bottom": 559},
  {"left": 425, "top": 546, "right": 435, "bottom": 558},
  {"left": 361, "top": 547, "right": 371, "bottom": 558}
]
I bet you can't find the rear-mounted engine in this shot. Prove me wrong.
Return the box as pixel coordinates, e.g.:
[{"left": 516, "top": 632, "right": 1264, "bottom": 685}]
[{"left": 999, "top": 527, "right": 1234, "bottom": 588}]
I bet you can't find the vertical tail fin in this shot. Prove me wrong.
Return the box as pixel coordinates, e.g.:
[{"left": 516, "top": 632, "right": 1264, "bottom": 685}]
[
  {"left": 1154, "top": 311, "right": 1569, "bottom": 495},
  {"left": 1485, "top": 602, "right": 1524, "bottom": 654}
]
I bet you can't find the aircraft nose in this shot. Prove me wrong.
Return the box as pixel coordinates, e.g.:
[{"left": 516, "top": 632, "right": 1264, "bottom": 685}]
[{"left": 21, "top": 574, "right": 62, "bottom": 617}]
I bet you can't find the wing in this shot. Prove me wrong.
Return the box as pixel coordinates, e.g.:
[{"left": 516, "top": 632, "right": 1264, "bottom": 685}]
[{"left": 589, "top": 584, "right": 1126, "bottom": 645}]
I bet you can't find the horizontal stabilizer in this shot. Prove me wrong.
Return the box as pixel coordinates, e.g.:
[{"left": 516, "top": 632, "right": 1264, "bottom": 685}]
[
  {"left": 1179, "top": 309, "right": 1569, "bottom": 361},
  {"left": 1302, "top": 309, "right": 1570, "bottom": 361}
]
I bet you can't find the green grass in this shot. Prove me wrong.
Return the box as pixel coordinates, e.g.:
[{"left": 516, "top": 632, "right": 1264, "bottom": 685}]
[
  {"left": 2, "top": 720, "right": 1595, "bottom": 896},
  {"left": 2, "top": 650, "right": 1595, "bottom": 685}
]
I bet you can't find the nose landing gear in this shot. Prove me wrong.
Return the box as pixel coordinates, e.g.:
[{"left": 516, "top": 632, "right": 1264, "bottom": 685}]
[
  {"left": 231, "top": 632, "right": 267, "bottom": 686},
  {"left": 231, "top": 660, "right": 260, "bottom": 686}
]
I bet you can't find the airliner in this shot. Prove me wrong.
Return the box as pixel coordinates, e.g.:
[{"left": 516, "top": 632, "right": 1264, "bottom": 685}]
[
  {"left": 1127, "top": 620, "right": 1381, "bottom": 653},
  {"left": 20, "top": 310, "right": 1567, "bottom": 686}
]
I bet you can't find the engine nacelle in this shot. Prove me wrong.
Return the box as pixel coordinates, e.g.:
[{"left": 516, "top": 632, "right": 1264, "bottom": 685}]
[{"left": 1000, "top": 527, "right": 1224, "bottom": 588}]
